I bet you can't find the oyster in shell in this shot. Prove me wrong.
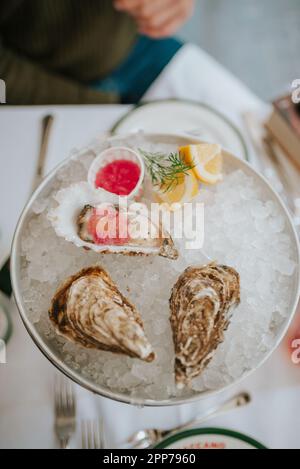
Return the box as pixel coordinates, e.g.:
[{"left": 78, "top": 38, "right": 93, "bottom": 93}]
[
  {"left": 170, "top": 263, "right": 240, "bottom": 387},
  {"left": 49, "top": 266, "right": 155, "bottom": 362},
  {"left": 49, "top": 182, "right": 178, "bottom": 260}
]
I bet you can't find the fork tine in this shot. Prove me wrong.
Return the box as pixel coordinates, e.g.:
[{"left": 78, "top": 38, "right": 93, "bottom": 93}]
[
  {"left": 64, "top": 378, "right": 71, "bottom": 416},
  {"left": 97, "top": 419, "right": 105, "bottom": 449},
  {"left": 81, "top": 421, "right": 87, "bottom": 449},
  {"left": 70, "top": 382, "right": 76, "bottom": 415},
  {"left": 99, "top": 418, "right": 106, "bottom": 449},
  {"left": 95, "top": 420, "right": 101, "bottom": 449},
  {"left": 87, "top": 420, "right": 93, "bottom": 449},
  {"left": 92, "top": 421, "right": 97, "bottom": 449},
  {"left": 54, "top": 375, "right": 62, "bottom": 416},
  {"left": 61, "top": 376, "right": 67, "bottom": 417},
  {"left": 59, "top": 377, "right": 65, "bottom": 417},
  {"left": 65, "top": 379, "right": 74, "bottom": 417}
]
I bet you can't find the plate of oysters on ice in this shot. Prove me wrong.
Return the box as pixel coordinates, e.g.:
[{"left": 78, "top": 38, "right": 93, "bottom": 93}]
[{"left": 11, "top": 132, "right": 300, "bottom": 406}]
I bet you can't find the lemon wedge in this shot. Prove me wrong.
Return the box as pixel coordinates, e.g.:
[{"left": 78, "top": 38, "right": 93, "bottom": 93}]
[
  {"left": 180, "top": 144, "right": 223, "bottom": 184},
  {"left": 156, "top": 169, "right": 199, "bottom": 208}
]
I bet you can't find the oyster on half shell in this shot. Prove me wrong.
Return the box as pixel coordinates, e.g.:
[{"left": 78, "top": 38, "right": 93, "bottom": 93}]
[
  {"left": 49, "top": 266, "right": 155, "bottom": 362},
  {"left": 48, "top": 182, "right": 178, "bottom": 260},
  {"left": 170, "top": 263, "right": 240, "bottom": 388}
]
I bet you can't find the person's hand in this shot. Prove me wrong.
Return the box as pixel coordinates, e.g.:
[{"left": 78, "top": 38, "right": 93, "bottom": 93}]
[{"left": 114, "top": 0, "right": 194, "bottom": 39}]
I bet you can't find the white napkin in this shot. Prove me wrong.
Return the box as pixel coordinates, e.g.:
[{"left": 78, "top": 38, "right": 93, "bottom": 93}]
[{"left": 144, "top": 44, "right": 264, "bottom": 121}]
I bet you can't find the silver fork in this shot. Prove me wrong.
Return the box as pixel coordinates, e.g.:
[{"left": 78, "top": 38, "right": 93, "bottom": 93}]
[
  {"left": 81, "top": 419, "right": 106, "bottom": 449},
  {"left": 54, "top": 375, "right": 77, "bottom": 449}
]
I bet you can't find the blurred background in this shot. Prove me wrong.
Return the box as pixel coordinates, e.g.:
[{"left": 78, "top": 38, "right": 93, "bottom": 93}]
[{"left": 180, "top": 0, "right": 300, "bottom": 100}]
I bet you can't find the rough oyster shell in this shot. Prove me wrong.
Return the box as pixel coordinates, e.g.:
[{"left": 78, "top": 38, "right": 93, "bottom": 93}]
[
  {"left": 48, "top": 182, "right": 178, "bottom": 260},
  {"left": 49, "top": 266, "right": 155, "bottom": 362},
  {"left": 170, "top": 262, "right": 240, "bottom": 387}
]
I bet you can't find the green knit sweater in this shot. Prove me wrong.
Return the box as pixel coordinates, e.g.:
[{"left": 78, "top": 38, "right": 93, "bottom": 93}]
[{"left": 0, "top": 0, "right": 137, "bottom": 104}]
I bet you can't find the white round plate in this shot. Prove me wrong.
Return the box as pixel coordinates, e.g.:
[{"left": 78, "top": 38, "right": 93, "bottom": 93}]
[
  {"left": 154, "top": 428, "right": 266, "bottom": 449},
  {"left": 112, "top": 100, "right": 248, "bottom": 161}
]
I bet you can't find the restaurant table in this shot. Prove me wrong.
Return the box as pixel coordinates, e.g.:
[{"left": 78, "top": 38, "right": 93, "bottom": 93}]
[{"left": 0, "top": 44, "right": 299, "bottom": 449}]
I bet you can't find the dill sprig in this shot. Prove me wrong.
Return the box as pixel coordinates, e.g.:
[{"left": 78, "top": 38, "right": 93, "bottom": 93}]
[{"left": 139, "top": 149, "right": 195, "bottom": 193}]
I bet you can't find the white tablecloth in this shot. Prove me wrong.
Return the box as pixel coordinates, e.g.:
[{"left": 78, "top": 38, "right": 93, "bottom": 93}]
[{"left": 0, "top": 44, "right": 299, "bottom": 449}]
